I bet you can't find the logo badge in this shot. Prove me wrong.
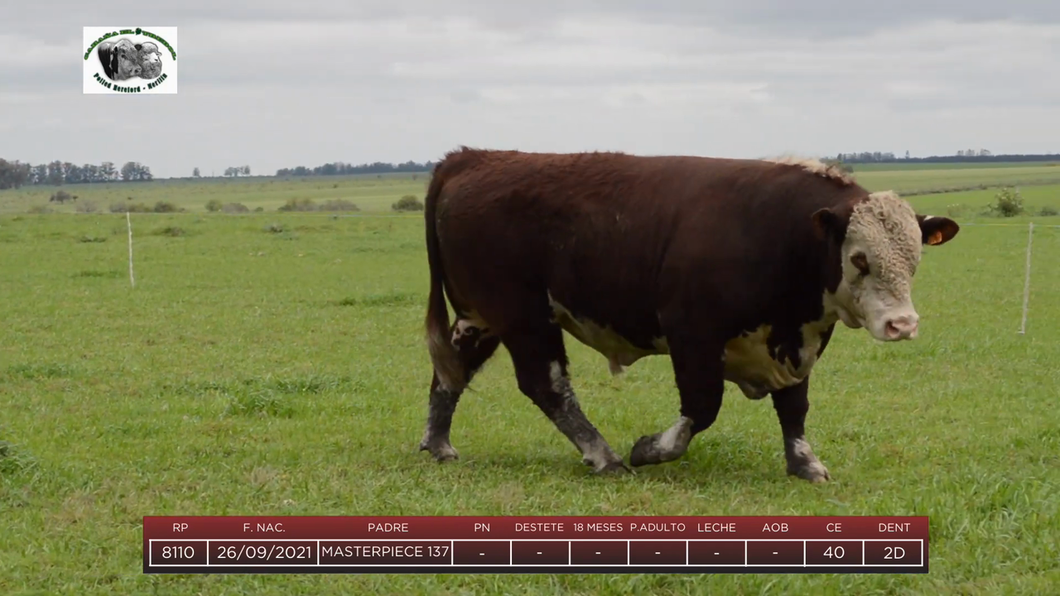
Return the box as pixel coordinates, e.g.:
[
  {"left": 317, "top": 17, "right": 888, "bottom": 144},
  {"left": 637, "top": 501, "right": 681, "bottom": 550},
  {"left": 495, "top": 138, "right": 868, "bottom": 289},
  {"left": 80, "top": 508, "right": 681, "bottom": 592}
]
[{"left": 83, "top": 27, "right": 178, "bottom": 94}]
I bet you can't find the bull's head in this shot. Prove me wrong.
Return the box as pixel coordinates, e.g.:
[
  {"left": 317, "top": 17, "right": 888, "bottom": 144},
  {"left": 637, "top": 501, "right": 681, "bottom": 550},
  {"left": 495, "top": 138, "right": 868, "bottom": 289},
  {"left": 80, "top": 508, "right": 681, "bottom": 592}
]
[
  {"left": 813, "top": 191, "right": 959, "bottom": 342},
  {"left": 108, "top": 38, "right": 143, "bottom": 79}
]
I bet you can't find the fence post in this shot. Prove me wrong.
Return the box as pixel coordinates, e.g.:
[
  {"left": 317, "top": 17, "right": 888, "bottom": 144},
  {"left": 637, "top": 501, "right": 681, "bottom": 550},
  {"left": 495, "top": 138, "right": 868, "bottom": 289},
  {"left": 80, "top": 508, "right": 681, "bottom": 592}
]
[
  {"left": 1019, "top": 221, "right": 1033, "bottom": 335},
  {"left": 127, "top": 211, "right": 136, "bottom": 288}
]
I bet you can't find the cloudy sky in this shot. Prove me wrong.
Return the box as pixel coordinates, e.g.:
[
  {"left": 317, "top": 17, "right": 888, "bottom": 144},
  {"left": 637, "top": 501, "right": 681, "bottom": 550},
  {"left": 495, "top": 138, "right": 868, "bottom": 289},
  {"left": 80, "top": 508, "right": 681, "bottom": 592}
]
[{"left": 2, "top": 1, "right": 1059, "bottom": 179}]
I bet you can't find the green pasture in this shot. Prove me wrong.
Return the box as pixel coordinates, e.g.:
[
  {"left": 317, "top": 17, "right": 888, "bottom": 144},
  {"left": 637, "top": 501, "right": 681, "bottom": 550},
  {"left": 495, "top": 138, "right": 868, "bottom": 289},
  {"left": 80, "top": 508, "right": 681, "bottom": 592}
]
[
  {"left": 850, "top": 161, "right": 1060, "bottom": 172},
  {"left": 853, "top": 165, "right": 1060, "bottom": 197},
  {"left": 0, "top": 174, "right": 431, "bottom": 215},
  {"left": 1, "top": 165, "right": 1059, "bottom": 595}
]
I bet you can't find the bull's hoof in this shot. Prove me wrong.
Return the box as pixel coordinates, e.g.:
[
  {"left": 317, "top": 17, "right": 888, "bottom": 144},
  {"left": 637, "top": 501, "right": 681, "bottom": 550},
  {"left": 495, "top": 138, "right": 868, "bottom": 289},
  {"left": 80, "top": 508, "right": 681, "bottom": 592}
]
[
  {"left": 591, "top": 459, "right": 632, "bottom": 475},
  {"left": 788, "top": 461, "right": 830, "bottom": 483},
  {"left": 629, "top": 435, "right": 659, "bottom": 467},
  {"left": 419, "top": 439, "right": 459, "bottom": 462}
]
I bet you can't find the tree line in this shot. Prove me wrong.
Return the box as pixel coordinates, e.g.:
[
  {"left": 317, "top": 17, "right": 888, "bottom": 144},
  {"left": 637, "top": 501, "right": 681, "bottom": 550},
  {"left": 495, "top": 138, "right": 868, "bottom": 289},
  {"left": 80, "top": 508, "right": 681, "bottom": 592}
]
[
  {"left": 0, "top": 158, "right": 152, "bottom": 189},
  {"left": 275, "top": 160, "right": 435, "bottom": 177},
  {"left": 836, "top": 151, "right": 1060, "bottom": 164}
]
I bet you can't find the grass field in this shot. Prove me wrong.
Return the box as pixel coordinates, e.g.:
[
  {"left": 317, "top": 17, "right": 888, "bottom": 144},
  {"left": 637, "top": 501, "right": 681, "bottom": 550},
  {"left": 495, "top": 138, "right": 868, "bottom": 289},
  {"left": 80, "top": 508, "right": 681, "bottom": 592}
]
[{"left": 1, "top": 163, "right": 1059, "bottom": 595}]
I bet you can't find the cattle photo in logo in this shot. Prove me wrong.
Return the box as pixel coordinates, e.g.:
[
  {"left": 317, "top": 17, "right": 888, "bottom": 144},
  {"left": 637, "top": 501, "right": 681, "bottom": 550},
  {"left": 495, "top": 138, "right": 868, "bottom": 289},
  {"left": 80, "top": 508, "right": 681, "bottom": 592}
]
[
  {"left": 137, "top": 42, "right": 163, "bottom": 78},
  {"left": 97, "top": 38, "right": 151, "bottom": 81},
  {"left": 418, "top": 148, "right": 960, "bottom": 482},
  {"left": 83, "top": 27, "right": 177, "bottom": 94}
]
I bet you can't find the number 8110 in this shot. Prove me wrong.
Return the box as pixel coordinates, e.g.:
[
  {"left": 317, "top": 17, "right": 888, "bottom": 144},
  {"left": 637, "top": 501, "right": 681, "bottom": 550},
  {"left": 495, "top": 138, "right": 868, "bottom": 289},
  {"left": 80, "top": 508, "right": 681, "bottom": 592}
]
[{"left": 161, "top": 545, "right": 195, "bottom": 559}]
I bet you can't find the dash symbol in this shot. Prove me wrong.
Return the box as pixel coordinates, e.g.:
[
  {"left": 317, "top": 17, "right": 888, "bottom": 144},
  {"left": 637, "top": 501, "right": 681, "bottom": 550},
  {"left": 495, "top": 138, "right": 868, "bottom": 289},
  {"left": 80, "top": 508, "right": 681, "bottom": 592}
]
[{"left": 772, "top": 551, "right": 778, "bottom": 555}]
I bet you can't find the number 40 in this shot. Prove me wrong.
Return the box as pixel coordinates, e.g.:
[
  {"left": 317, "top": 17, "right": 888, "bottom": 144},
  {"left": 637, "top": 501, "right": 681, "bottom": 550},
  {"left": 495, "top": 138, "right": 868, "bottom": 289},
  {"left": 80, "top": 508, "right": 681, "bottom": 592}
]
[{"left": 823, "top": 546, "right": 846, "bottom": 559}]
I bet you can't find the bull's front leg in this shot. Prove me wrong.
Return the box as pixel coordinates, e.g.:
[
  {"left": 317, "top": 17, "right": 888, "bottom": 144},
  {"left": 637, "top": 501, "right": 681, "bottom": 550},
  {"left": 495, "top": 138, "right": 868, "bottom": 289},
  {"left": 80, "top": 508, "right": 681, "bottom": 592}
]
[
  {"left": 630, "top": 334, "right": 725, "bottom": 466},
  {"left": 771, "top": 378, "right": 830, "bottom": 483}
]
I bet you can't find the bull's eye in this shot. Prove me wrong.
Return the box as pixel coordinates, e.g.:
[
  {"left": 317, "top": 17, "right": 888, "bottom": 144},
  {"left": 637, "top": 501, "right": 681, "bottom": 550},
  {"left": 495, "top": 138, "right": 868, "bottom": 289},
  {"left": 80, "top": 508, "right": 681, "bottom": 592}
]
[{"left": 850, "top": 252, "right": 870, "bottom": 277}]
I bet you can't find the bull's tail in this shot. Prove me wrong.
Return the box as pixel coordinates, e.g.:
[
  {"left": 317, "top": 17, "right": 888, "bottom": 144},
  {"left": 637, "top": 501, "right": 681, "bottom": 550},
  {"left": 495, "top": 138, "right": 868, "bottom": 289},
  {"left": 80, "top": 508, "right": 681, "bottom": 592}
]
[{"left": 423, "top": 164, "right": 463, "bottom": 391}]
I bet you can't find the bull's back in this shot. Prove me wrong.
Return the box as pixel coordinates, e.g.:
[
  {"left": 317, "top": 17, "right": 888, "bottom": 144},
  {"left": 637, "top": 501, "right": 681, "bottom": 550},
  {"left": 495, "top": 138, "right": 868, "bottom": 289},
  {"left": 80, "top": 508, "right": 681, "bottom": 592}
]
[{"left": 431, "top": 149, "right": 745, "bottom": 347}]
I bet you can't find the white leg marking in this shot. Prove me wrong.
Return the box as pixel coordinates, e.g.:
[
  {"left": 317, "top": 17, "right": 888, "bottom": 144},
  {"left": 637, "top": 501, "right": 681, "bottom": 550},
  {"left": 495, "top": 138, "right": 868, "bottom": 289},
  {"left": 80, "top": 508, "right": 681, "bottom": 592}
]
[
  {"left": 789, "top": 436, "right": 830, "bottom": 482},
  {"left": 545, "top": 359, "right": 626, "bottom": 472},
  {"left": 548, "top": 361, "right": 565, "bottom": 393},
  {"left": 657, "top": 416, "right": 694, "bottom": 455},
  {"left": 581, "top": 438, "right": 623, "bottom": 472},
  {"left": 791, "top": 437, "right": 814, "bottom": 460}
]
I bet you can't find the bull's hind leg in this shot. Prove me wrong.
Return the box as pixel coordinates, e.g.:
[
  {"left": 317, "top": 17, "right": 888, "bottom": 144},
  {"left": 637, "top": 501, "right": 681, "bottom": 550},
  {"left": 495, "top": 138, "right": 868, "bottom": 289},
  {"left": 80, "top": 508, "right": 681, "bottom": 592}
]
[
  {"left": 419, "top": 321, "right": 500, "bottom": 462},
  {"left": 503, "top": 322, "right": 629, "bottom": 474}
]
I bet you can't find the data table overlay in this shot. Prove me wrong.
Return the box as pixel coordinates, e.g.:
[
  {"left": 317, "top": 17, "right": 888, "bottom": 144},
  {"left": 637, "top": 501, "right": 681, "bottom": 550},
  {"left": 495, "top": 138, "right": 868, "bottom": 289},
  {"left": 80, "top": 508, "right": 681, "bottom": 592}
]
[{"left": 143, "top": 516, "right": 928, "bottom": 574}]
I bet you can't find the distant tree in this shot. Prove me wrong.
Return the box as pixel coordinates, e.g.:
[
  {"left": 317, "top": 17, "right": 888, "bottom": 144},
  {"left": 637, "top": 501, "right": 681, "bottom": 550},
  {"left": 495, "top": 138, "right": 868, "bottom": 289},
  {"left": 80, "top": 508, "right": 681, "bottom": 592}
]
[
  {"left": 121, "top": 161, "right": 138, "bottom": 181},
  {"left": 100, "top": 161, "right": 117, "bottom": 181},
  {"left": 120, "top": 161, "right": 152, "bottom": 181},
  {"left": 65, "top": 163, "right": 83, "bottom": 184},
  {"left": 193, "top": 167, "right": 201, "bottom": 178},
  {"left": 46, "top": 161, "right": 64, "bottom": 185},
  {"left": 0, "top": 159, "right": 32, "bottom": 189}
]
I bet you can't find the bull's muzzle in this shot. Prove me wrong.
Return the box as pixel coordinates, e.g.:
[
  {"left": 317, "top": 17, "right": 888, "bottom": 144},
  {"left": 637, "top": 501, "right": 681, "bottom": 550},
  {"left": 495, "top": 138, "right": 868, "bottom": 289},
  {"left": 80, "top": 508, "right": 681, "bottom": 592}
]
[{"left": 883, "top": 314, "right": 919, "bottom": 340}]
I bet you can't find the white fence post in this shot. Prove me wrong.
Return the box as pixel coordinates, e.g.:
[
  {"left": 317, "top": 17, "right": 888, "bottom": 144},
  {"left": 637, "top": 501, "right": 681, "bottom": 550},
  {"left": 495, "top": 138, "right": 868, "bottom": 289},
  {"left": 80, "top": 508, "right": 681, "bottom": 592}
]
[
  {"left": 127, "top": 211, "right": 136, "bottom": 288},
  {"left": 1019, "top": 222, "right": 1033, "bottom": 335}
]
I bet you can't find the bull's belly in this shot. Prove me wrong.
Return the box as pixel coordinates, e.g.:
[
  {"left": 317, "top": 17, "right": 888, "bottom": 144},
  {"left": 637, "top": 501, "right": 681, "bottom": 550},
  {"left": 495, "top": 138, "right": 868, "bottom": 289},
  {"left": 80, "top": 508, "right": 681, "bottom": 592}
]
[
  {"left": 721, "top": 328, "right": 818, "bottom": 399},
  {"left": 554, "top": 314, "right": 667, "bottom": 374},
  {"left": 549, "top": 295, "right": 666, "bottom": 374},
  {"left": 552, "top": 296, "right": 822, "bottom": 399}
]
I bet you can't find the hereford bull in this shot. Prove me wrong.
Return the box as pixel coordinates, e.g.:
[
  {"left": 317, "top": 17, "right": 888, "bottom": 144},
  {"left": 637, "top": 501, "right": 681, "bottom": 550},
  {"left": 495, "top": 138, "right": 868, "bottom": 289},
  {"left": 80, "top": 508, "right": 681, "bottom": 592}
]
[
  {"left": 418, "top": 148, "right": 959, "bottom": 482},
  {"left": 97, "top": 38, "right": 142, "bottom": 80}
]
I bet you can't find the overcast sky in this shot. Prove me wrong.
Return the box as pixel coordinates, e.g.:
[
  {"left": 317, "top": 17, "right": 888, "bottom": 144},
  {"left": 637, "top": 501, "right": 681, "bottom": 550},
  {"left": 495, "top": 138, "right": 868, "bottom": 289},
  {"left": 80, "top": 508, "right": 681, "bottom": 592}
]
[{"left": 2, "top": 1, "right": 1059, "bottom": 179}]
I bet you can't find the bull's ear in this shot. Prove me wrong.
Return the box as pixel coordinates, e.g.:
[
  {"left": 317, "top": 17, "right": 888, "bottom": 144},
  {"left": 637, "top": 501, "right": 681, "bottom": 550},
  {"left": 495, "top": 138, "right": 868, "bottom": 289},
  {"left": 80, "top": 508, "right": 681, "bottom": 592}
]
[
  {"left": 811, "top": 208, "right": 840, "bottom": 241},
  {"left": 917, "top": 215, "right": 960, "bottom": 246}
]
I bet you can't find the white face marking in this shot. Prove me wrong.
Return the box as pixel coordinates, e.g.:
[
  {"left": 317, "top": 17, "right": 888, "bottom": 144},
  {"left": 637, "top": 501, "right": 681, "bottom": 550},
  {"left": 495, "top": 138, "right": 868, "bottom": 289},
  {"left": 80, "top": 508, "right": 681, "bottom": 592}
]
[
  {"left": 657, "top": 416, "right": 693, "bottom": 455},
  {"left": 547, "top": 293, "right": 666, "bottom": 375},
  {"left": 825, "top": 191, "right": 924, "bottom": 342},
  {"left": 722, "top": 317, "right": 834, "bottom": 398}
]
